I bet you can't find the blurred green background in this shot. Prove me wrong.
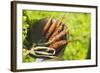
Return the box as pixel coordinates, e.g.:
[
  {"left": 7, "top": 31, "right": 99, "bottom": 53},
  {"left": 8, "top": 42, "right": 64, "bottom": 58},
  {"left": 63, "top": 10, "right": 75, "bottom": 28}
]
[{"left": 22, "top": 10, "right": 91, "bottom": 62}]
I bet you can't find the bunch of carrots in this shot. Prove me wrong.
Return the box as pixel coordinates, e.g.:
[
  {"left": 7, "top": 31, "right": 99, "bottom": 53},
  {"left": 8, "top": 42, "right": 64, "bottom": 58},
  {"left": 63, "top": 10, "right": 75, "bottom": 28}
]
[{"left": 42, "top": 15, "right": 69, "bottom": 53}]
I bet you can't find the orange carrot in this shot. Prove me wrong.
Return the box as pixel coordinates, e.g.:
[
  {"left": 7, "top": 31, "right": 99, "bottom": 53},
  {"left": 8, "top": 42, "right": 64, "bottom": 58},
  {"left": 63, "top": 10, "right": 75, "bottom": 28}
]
[
  {"left": 45, "top": 20, "right": 57, "bottom": 39},
  {"left": 49, "top": 40, "right": 68, "bottom": 50},
  {"left": 49, "top": 14, "right": 65, "bottom": 40},
  {"left": 50, "top": 29, "right": 69, "bottom": 43},
  {"left": 49, "top": 23, "right": 64, "bottom": 41},
  {"left": 42, "top": 16, "right": 52, "bottom": 35},
  {"left": 56, "top": 14, "right": 65, "bottom": 28}
]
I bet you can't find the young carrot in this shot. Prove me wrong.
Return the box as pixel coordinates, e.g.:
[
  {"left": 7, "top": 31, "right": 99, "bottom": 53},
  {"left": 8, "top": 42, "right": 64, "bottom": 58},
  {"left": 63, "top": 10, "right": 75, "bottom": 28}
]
[
  {"left": 42, "top": 16, "right": 53, "bottom": 35},
  {"left": 49, "top": 40, "right": 68, "bottom": 50},
  {"left": 50, "top": 29, "right": 69, "bottom": 43},
  {"left": 56, "top": 14, "right": 65, "bottom": 28},
  {"left": 49, "top": 14, "right": 65, "bottom": 40},
  {"left": 45, "top": 20, "right": 57, "bottom": 39},
  {"left": 49, "top": 23, "right": 64, "bottom": 41}
]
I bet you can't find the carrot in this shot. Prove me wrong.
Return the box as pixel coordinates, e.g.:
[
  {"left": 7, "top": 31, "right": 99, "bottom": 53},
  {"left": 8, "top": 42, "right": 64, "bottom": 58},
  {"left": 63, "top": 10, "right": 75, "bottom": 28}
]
[
  {"left": 45, "top": 20, "right": 57, "bottom": 39},
  {"left": 50, "top": 29, "right": 69, "bottom": 43},
  {"left": 49, "top": 23, "right": 64, "bottom": 41},
  {"left": 42, "top": 16, "right": 52, "bottom": 35},
  {"left": 56, "top": 14, "right": 65, "bottom": 28},
  {"left": 49, "top": 40, "right": 68, "bottom": 50},
  {"left": 49, "top": 14, "right": 65, "bottom": 40}
]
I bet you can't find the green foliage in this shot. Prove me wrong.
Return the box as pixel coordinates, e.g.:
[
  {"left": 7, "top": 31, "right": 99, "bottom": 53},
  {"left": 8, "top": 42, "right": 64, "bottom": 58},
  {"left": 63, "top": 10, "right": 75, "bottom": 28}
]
[
  {"left": 22, "top": 10, "right": 91, "bottom": 62},
  {"left": 22, "top": 49, "right": 36, "bottom": 62}
]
